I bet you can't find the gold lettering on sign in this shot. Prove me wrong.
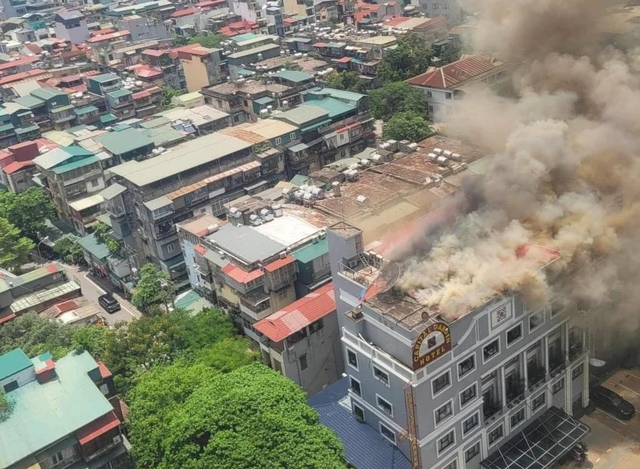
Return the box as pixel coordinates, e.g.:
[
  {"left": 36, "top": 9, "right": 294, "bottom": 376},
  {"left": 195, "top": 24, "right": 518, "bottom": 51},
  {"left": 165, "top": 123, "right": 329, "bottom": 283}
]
[
  {"left": 404, "top": 384, "right": 421, "bottom": 469},
  {"left": 412, "top": 322, "right": 452, "bottom": 370}
]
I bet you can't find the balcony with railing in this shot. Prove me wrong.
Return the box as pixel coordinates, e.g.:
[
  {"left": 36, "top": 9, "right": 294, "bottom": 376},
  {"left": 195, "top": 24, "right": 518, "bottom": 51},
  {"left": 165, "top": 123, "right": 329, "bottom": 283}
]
[
  {"left": 483, "top": 398, "right": 503, "bottom": 421},
  {"left": 527, "top": 362, "right": 547, "bottom": 391},
  {"left": 548, "top": 349, "right": 565, "bottom": 377},
  {"left": 506, "top": 375, "right": 525, "bottom": 405},
  {"left": 238, "top": 290, "right": 272, "bottom": 321}
]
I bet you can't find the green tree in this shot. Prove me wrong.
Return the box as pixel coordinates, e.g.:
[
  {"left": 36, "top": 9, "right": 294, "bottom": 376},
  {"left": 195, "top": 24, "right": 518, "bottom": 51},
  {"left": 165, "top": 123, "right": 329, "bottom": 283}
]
[
  {"left": 172, "top": 34, "right": 189, "bottom": 46},
  {"left": 161, "top": 86, "right": 181, "bottom": 110},
  {"left": 0, "top": 188, "right": 56, "bottom": 241},
  {"left": 371, "top": 81, "right": 428, "bottom": 121},
  {"left": 438, "top": 41, "right": 462, "bottom": 65},
  {"left": 0, "top": 394, "right": 12, "bottom": 422},
  {"left": 102, "top": 309, "right": 236, "bottom": 393},
  {"left": 53, "top": 234, "right": 84, "bottom": 264},
  {"left": 188, "top": 34, "right": 226, "bottom": 49},
  {"left": 283, "top": 60, "right": 302, "bottom": 71},
  {"left": 0, "top": 312, "right": 73, "bottom": 359},
  {"left": 195, "top": 337, "right": 259, "bottom": 372},
  {"left": 378, "top": 32, "right": 433, "bottom": 83},
  {"left": 324, "top": 71, "right": 369, "bottom": 94},
  {"left": 383, "top": 111, "right": 433, "bottom": 142},
  {"left": 131, "top": 264, "right": 175, "bottom": 314},
  {"left": 93, "top": 221, "right": 124, "bottom": 258},
  {"left": 71, "top": 325, "right": 108, "bottom": 356},
  {"left": 93, "top": 221, "right": 111, "bottom": 244},
  {"left": 128, "top": 364, "right": 347, "bottom": 469},
  {"left": 0, "top": 217, "right": 34, "bottom": 271}
]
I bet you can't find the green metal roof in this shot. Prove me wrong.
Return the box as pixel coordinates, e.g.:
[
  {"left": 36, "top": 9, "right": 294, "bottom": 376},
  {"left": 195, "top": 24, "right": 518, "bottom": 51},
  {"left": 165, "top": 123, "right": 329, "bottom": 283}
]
[
  {"left": 254, "top": 96, "right": 275, "bottom": 105},
  {"left": 274, "top": 105, "right": 329, "bottom": 126},
  {"left": 0, "top": 123, "right": 14, "bottom": 132},
  {"left": 300, "top": 118, "right": 332, "bottom": 133},
  {"left": 0, "top": 351, "right": 114, "bottom": 468},
  {"left": 99, "top": 113, "right": 118, "bottom": 124},
  {"left": 231, "top": 32, "right": 260, "bottom": 43},
  {"left": 305, "top": 97, "right": 355, "bottom": 119},
  {"left": 51, "top": 104, "right": 74, "bottom": 113},
  {"left": 14, "top": 125, "right": 39, "bottom": 135},
  {"left": 30, "top": 87, "right": 67, "bottom": 101},
  {"left": 94, "top": 128, "right": 153, "bottom": 156},
  {"left": 0, "top": 349, "right": 32, "bottom": 381},
  {"left": 140, "top": 116, "right": 169, "bottom": 129},
  {"left": 273, "top": 70, "right": 313, "bottom": 83},
  {"left": 89, "top": 73, "right": 119, "bottom": 84},
  {"left": 13, "top": 95, "right": 45, "bottom": 109},
  {"left": 106, "top": 89, "right": 132, "bottom": 99},
  {"left": 289, "top": 174, "right": 309, "bottom": 186},
  {"left": 51, "top": 155, "right": 99, "bottom": 174},
  {"left": 75, "top": 105, "right": 99, "bottom": 116},
  {"left": 77, "top": 233, "right": 109, "bottom": 260},
  {"left": 293, "top": 238, "right": 328, "bottom": 264}
]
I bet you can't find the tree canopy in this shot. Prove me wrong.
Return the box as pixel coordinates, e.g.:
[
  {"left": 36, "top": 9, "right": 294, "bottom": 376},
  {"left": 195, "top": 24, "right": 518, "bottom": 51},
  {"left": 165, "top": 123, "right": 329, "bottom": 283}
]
[
  {"left": 53, "top": 234, "right": 84, "bottom": 264},
  {"left": 383, "top": 111, "right": 433, "bottom": 142},
  {"left": 0, "top": 217, "right": 34, "bottom": 270},
  {"left": 131, "top": 263, "right": 175, "bottom": 314},
  {"left": 188, "top": 34, "right": 226, "bottom": 49},
  {"left": 93, "top": 221, "right": 124, "bottom": 258},
  {"left": 0, "top": 188, "right": 56, "bottom": 241},
  {"left": 0, "top": 312, "right": 76, "bottom": 359},
  {"left": 323, "top": 71, "right": 369, "bottom": 94},
  {"left": 128, "top": 364, "right": 347, "bottom": 469},
  {"left": 377, "top": 32, "right": 433, "bottom": 83},
  {"left": 371, "top": 81, "right": 428, "bottom": 122}
]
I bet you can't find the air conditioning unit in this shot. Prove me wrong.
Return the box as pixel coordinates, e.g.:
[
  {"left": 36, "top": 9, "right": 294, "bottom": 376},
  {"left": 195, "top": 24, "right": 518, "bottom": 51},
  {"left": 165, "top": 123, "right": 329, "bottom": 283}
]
[{"left": 113, "top": 435, "right": 122, "bottom": 445}]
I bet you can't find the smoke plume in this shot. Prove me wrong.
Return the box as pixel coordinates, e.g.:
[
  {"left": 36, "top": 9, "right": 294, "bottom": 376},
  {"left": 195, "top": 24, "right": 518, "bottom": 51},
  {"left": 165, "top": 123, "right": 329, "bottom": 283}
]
[{"left": 394, "top": 0, "right": 640, "bottom": 345}]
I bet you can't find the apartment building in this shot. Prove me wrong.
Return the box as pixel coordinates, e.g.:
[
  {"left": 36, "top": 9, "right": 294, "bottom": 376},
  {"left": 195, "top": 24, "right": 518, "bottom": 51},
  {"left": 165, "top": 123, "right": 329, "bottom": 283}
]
[
  {"left": 141, "top": 48, "right": 186, "bottom": 91},
  {"left": 254, "top": 281, "right": 343, "bottom": 396},
  {"left": 13, "top": 87, "right": 75, "bottom": 132},
  {"left": 319, "top": 221, "right": 590, "bottom": 469},
  {"left": 53, "top": 10, "right": 90, "bottom": 44},
  {"left": 0, "top": 138, "right": 57, "bottom": 193},
  {"left": 275, "top": 87, "right": 374, "bottom": 176},
  {"left": 175, "top": 43, "right": 225, "bottom": 93},
  {"left": 0, "top": 348, "right": 131, "bottom": 469},
  {"left": 0, "top": 102, "right": 41, "bottom": 148},
  {"left": 407, "top": 54, "right": 509, "bottom": 122},
  {"left": 87, "top": 73, "right": 123, "bottom": 97},
  {"left": 105, "top": 130, "right": 278, "bottom": 289},
  {"left": 33, "top": 146, "right": 107, "bottom": 234}
]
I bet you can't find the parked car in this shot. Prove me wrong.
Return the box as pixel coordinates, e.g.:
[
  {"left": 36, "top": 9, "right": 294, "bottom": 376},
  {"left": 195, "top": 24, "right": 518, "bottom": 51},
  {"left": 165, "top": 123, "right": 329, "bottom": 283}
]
[
  {"left": 98, "top": 293, "right": 121, "bottom": 313},
  {"left": 591, "top": 385, "right": 635, "bottom": 419}
]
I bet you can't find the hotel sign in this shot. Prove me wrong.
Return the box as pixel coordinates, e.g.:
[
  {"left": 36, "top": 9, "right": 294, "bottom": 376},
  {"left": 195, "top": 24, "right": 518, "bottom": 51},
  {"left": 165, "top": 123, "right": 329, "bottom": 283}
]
[
  {"left": 412, "top": 322, "right": 452, "bottom": 370},
  {"left": 404, "top": 384, "right": 421, "bottom": 469}
]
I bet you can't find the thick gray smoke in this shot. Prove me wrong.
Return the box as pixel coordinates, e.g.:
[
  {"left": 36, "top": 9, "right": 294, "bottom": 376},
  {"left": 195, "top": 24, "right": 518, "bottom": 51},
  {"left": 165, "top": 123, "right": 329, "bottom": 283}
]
[{"left": 394, "top": 0, "right": 640, "bottom": 337}]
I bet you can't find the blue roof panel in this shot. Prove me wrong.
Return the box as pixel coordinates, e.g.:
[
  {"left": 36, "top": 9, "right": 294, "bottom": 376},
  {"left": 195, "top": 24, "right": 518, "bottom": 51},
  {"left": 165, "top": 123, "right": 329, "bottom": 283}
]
[{"left": 309, "top": 377, "right": 413, "bottom": 469}]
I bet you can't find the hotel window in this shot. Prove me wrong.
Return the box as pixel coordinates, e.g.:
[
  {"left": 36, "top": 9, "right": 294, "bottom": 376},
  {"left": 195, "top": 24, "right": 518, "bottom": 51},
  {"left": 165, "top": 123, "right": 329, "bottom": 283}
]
[
  {"left": 466, "top": 442, "right": 480, "bottom": 462},
  {"left": 463, "top": 413, "right": 479, "bottom": 435},
  {"left": 373, "top": 366, "right": 389, "bottom": 386},
  {"left": 432, "top": 371, "right": 451, "bottom": 395},
  {"left": 553, "top": 378, "right": 565, "bottom": 394},
  {"left": 507, "top": 324, "right": 522, "bottom": 345},
  {"left": 532, "top": 393, "right": 546, "bottom": 411},
  {"left": 347, "top": 349, "right": 358, "bottom": 370},
  {"left": 572, "top": 364, "right": 584, "bottom": 380},
  {"left": 489, "top": 424, "right": 503, "bottom": 445},
  {"left": 458, "top": 354, "right": 475, "bottom": 378},
  {"left": 379, "top": 423, "right": 396, "bottom": 444},
  {"left": 511, "top": 408, "right": 525, "bottom": 428},
  {"left": 484, "top": 339, "right": 500, "bottom": 361},
  {"left": 349, "top": 377, "right": 361, "bottom": 397},
  {"left": 460, "top": 383, "right": 477, "bottom": 407},
  {"left": 438, "top": 430, "right": 455, "bottom": 454},
  {"left": 435, "top": 401, "right": 452, "bottom": 425},
  {"left": 376, "top": 395, "right": 393, "bottom": 416}
]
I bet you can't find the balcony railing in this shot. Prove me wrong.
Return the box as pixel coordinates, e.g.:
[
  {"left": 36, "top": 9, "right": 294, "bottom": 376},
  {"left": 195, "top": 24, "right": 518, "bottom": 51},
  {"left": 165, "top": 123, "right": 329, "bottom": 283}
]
[
  {"left": 549, "top": 351, "right": 565, "bottom": 376},
  {"left": 527, "top": 363, "right": 547, "bottom": 391},
  {"left": 569, "top": 342, "right": 583, "bottom": 361},
  {"left": 483, "top": 400, "right": 502, "bottom": 421},
  {"left": 506, "top": 377, "right": 525, "bottom": 404}
]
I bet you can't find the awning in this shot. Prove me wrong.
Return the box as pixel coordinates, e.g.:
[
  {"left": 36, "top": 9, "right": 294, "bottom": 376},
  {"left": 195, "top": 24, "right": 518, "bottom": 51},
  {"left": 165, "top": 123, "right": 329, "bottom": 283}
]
[{"left": 481, "top": 407, "right": 590, "bottom": 469}]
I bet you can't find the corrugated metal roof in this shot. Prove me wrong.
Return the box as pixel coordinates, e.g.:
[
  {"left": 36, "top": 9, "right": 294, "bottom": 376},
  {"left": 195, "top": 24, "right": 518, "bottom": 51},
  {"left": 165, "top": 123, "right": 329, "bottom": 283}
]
[
  {"left": 94, "top": 128, "right": 152, "bottom": 156},
  {"left": 293, "top": 238, "right": 328, "bottom": 264},
  {"left": 33, "top": 146, "right": 93, "bottom": 170},
  {"left": 221, "top": 263, "right": 264, "bottom": 284},
  {"left": 274, "top": 105, "right": 328, "bottom": 126},
  {"left": 264, "top": 255, "right": 294, "bottom": 272},
  {"left": 0, "top": 349, "right": 32, "bottom": 381},
  {"left": 254, "top": 282, "right": 335, "bottom": 341},
  {"left": 77, "top": 233, "right": 109, "bottom": 259},
  {"left": 143, "top": 195, "right": 172, "bottom": 211},
  {"left": 207, "top": 222, "right": 285, "bottom": 264},
  {"left": 51, "top": 155, "right": 99, "bottom": 174},
  {"left": 273, "top": 70, "right": 313, "bottom": 83},
  {"left": 99, "top": 182, "right": 126, "bottom": 200},
  {"left": 68, "top": 194, "right": 104, "bottom": 212}
]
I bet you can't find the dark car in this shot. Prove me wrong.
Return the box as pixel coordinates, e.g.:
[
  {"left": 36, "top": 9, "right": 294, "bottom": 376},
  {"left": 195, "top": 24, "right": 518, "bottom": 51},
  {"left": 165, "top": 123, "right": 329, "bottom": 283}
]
[
  {"left": 98, "top": 293, "right": 121, "bottom": 313},
  {"left": 591, "top": 385, "right": 635, "bottom": 419}
]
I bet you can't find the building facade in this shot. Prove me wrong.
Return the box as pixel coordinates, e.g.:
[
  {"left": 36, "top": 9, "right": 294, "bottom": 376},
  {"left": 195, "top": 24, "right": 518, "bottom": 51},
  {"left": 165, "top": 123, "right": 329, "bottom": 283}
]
[{"left": 325, "top": 222, "right": 590, "bottom": 469}]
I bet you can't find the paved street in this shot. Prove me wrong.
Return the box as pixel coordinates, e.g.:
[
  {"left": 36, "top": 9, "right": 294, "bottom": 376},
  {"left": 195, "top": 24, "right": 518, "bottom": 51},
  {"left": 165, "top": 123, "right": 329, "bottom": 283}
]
[{"left": 62, "top": 263, "right": 142, "bottom": 325}]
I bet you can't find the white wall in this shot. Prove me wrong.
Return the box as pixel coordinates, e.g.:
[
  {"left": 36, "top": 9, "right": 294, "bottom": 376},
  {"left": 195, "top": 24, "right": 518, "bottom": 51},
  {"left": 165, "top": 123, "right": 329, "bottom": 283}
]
[
  {"left": 0, "top": 365, "right": 35, "bottom": 391},
  {"left": 54, "top": 19, "right": 90, "bottom": 45}
]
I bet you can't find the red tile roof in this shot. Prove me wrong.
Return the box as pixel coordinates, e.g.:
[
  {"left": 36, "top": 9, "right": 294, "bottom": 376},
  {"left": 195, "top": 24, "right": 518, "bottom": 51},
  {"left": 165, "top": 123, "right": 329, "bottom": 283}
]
[
  {"left": 264, "top": 255, "right": 294, "bottom": 272},
  {"left": 406, "top": 54, "right": 500, "bottom": 89},
  {"left": 90, "top": 28, "right": 115, "bottom": 36},
  {"left": 337, "top": 56, "right": 352, "bottom": 64},
  {"left": 171, "top": 7, "right": 198, "bottom": 17},
  {"left": 218, "top": 19, "right": 258, "bottom": 37},
  {"left": 97, "top": 360, "right": 113, "bottom": 379},
  {"left": 0, "top": 56, "right": 38, "bottom": 72},
  {"left": 313, "top": 42, "right": 327, "bottom": 48},
  {"left": 132, "top": 86, "right": 162, "bottom": 99},
  {"left": 195, "top": 0, "right": 227, "bottom": 7},
  {"left": 254, "top": 282, "right": 336, "bottom": 342},
  {"left": 53, "top": 300, "right": 78, "bottom": 315},
  {"left": 86, "top": 30, "right": 130, "bottom": 44},
  {"left": 135, "top": 67, "right": 163, "bottom": 79},
  {"left": 0, "top": 313, "right": 16, "bottom": 324},
  {"left": 142, "top": 48, "right": 168, "bottom": 57},
  {"left": 174, "top": 43, "right": 213, "bottom": 58},
  {"left": 0, "top": 69, "right": 48, "bottom": 86},
  {"left": 76, "top": 412, "right": 121, "bottom": 446},
  {"left": 222, "top": 263, "right": 264, "bottom": 284},
  {"left": 194, "top": 244, "right": 207, "bottom": 255}
]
